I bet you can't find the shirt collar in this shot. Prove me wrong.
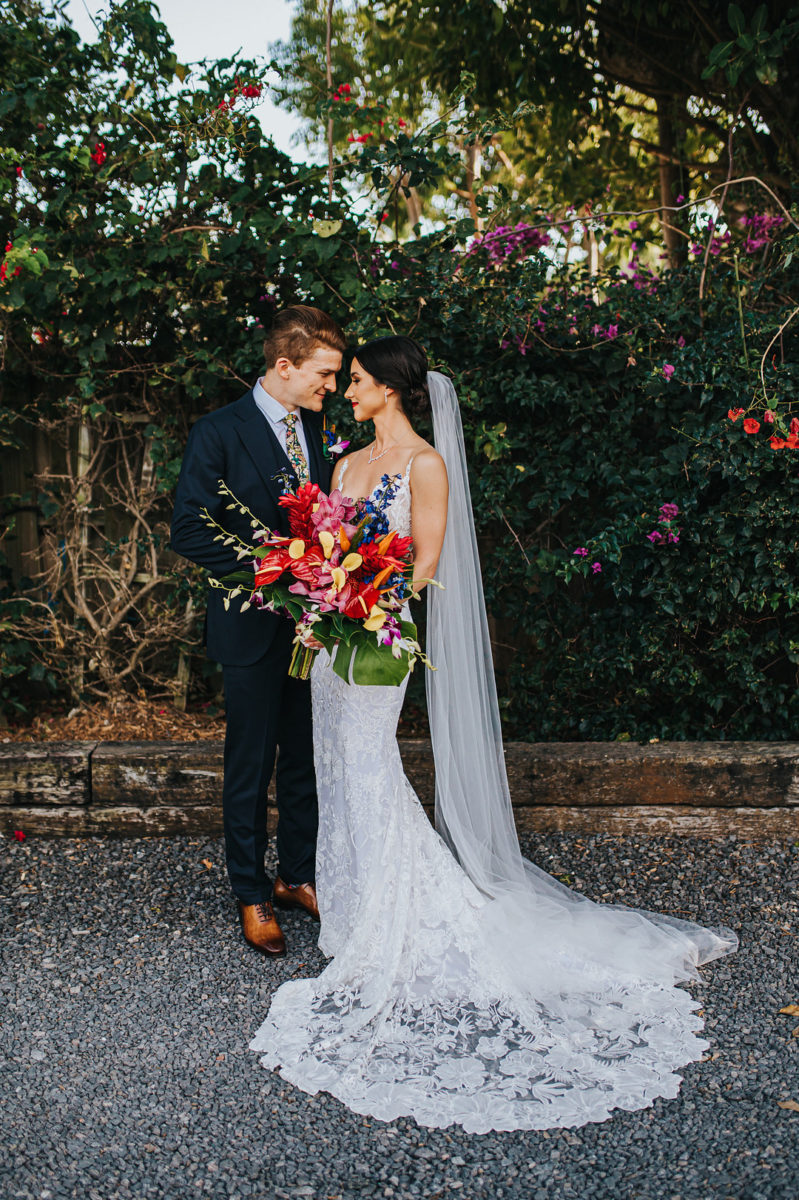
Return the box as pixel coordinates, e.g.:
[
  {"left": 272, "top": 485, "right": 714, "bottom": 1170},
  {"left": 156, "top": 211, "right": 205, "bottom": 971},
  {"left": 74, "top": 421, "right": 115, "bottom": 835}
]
[{"left": 254, "top": 378, "right": 302, "bottom": 425}]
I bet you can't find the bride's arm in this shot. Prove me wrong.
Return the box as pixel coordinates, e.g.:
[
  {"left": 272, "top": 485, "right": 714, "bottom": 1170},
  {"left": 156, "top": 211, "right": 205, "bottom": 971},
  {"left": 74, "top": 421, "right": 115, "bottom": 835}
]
[{"left": 409, "top": 450, "right": 449, "bottom": 592}]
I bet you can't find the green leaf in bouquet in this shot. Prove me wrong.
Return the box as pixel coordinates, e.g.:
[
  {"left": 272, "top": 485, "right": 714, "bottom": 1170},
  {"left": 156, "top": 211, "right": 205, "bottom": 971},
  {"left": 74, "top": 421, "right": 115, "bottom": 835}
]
[
  {"left": 350, "top": 636, "right": 412, "bottom": 687},
  {"left": 331, "top": 640, "right": 355, "bottom": 682}
]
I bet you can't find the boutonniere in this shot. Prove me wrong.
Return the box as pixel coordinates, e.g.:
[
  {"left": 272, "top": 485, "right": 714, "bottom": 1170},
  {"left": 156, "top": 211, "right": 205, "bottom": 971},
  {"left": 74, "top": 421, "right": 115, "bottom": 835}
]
[{"left": 321, "top": 416, "right": 350, "bottom": 461}]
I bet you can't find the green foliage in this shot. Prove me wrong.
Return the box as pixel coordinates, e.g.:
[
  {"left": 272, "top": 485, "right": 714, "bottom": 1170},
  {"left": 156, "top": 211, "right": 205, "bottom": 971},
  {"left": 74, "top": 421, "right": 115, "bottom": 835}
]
[
  {"left": 2, "top": 0, "right": 798, "bottom": 740},
  {"left": 326, "top": 213, "right": 799, "bottom": 740}
]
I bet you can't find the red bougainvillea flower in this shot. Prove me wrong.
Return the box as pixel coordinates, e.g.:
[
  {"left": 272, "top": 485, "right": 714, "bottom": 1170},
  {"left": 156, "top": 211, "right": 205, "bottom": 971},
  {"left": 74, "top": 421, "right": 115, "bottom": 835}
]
[
  {"left": 743, "top": 418, "right": 760, "bottom": 434},
  {"left": 727, "top": 408, "right": 745, "bottom": 421},
  {"left": 13, "top": 830, "right": 25, "bottom": 842}
]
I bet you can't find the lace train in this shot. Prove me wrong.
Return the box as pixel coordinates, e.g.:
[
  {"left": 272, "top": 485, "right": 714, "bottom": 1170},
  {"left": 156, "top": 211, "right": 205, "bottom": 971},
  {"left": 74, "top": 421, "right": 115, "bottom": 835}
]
[{"left": 249, "top": 466, "right": 731, "bottom": 1132}]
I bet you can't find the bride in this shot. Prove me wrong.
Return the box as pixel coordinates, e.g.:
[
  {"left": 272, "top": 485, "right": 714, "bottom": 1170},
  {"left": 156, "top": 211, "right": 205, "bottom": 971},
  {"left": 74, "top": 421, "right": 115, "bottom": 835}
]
[{"left": 249, "top": 335, "right": 738, "bottom": 1133}]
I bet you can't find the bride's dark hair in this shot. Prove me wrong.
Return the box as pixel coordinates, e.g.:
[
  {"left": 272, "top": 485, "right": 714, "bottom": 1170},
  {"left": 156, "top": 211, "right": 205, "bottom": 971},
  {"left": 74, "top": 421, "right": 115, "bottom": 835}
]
[{"left": 353, "top": 335, "right": 430, "bottom": 419}]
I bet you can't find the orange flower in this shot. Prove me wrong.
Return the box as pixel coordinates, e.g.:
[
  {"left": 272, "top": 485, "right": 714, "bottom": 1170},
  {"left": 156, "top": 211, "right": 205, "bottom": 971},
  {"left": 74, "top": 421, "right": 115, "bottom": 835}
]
[
  {"left": 743, "top": 418, "right": 760, "bottom": 434},
  {"left": 727, "top": 408, "right": 745, "bottom": 421}
]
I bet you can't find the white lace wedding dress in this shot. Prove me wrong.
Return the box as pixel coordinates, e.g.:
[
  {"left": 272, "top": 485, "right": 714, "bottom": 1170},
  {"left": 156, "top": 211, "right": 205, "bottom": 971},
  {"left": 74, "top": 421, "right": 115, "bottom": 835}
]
[{"left": 249, "top": 454, "right": 737, "bottom": 1133}]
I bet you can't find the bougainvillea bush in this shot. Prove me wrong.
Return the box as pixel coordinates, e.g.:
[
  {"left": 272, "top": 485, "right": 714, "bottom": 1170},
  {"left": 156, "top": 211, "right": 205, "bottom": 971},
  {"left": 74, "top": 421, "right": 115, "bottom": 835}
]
[
  {"left": 341, "top": 213, "right": 799, "bottom": 741},
  {"left": 2, "top": 1, "right": 798, "bottom": 740}
]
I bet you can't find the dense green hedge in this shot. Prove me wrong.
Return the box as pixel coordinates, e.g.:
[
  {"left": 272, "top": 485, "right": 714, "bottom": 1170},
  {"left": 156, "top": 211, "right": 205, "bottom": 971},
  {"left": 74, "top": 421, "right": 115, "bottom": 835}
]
[{"left": 2, "top": 1, "right": 798, "bottom": 739}]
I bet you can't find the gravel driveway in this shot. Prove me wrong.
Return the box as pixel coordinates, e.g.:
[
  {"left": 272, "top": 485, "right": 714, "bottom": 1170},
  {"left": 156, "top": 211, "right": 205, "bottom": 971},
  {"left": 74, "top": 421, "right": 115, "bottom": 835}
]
[{"left": 2, "top": 831, "right": 797, "bottom": 1200}]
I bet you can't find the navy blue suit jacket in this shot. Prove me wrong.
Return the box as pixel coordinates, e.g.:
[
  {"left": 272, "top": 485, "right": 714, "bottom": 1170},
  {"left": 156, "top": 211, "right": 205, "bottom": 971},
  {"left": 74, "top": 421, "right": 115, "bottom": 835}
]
[{"left": 170, "top": 390, "right": 332, "bottom": 666}]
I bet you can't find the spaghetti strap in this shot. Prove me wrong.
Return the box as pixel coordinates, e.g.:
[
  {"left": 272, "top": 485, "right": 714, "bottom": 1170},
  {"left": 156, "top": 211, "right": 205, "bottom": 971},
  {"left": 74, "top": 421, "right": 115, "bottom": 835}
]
[{"left": 403, "top": 454, "right": 415, "bottom": 481}]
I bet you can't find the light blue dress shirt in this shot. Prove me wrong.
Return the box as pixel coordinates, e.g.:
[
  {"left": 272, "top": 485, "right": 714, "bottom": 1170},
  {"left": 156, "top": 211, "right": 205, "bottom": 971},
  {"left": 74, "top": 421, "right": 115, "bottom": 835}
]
[{"left": 253, "top": 379, "right": 311, "bottom": 464}]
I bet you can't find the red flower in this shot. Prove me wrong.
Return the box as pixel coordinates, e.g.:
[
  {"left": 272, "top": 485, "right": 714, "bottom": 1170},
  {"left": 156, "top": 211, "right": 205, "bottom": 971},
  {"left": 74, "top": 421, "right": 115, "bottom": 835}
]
[
  {"left": 791, "top": 418, "right": 799, "bottom": 436},
  {"left": 288, "top": 544, "right": 326, "bottom": 583},
  {"left": 90, "top": 141, "right": 107, "bottom": 165},
  {"left": 15, "top": 166, "right": 22, "bottom": 176},
  {"left": 727, "top": 408, "right": 745, "bottom": 422},
  {"left": 13, "top": 830, "right": 25, "bottom": 842},
  {"left": 341, "top": 583, "right": 380, "bottom": 618},
  {"left": 743, "top": 418, "right": 760, "bottom": 434},
  {"left": 254, "top": 547, "right": 293, "bottom": 588},
  {"left": 241, "top": 84, "right": 262, "bottom": 98},
  {"left": 278, "top": 481, "right": 323, "bottom": 538},
  {"left": 764, "top": 410, "right": 775, "bottom": 423},
  {"left": 356, "top": 532, "right": 413, "bottom": 581}
]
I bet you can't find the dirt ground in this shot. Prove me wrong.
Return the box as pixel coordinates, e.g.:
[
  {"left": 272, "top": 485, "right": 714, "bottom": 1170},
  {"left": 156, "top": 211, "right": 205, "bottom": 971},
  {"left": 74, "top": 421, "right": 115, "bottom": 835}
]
[
  {"left": 1, "top": 698, "right": 227, "bottom": 743},
  {"left": 1, "top": 696, "right": 429, "bottom": 743}
]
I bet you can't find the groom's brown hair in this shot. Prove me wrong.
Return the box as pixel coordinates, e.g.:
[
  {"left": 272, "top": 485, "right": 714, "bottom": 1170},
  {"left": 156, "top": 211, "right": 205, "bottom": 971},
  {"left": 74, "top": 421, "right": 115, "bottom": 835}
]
[{"left": 263, "top": 305, "right": 346, "bottom": 368}]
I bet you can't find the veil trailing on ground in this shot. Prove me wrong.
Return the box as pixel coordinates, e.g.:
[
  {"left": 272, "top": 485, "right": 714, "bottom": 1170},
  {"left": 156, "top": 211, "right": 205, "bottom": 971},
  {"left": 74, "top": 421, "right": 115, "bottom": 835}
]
[{"left": 425, "top": 370, "right": 737, "bottom": 974}]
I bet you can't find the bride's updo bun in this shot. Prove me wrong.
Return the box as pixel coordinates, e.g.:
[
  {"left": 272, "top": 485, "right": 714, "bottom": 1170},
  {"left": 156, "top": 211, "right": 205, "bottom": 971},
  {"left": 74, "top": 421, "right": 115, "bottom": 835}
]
[{"left": 354, "top": 335, "right": 430, "bottom": 419}]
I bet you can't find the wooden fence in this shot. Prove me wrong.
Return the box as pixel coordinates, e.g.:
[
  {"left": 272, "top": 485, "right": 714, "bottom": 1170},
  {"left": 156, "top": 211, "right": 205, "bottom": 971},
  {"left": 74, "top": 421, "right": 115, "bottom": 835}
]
[{"left": 2, "top": 739, "right": 799, "bottom": 839}]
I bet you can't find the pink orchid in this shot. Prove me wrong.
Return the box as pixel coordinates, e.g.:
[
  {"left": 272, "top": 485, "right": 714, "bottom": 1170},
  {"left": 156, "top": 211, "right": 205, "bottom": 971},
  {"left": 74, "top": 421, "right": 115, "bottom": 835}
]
[{"left": 310, "top": 488, "right": 358, "bottom": 537}]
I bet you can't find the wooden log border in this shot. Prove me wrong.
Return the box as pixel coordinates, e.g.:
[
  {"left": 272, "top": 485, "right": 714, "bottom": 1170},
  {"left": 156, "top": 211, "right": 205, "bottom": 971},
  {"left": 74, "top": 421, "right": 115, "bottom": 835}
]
[{"left": 1, "top": 740, "right": 799, "bottom": 838}]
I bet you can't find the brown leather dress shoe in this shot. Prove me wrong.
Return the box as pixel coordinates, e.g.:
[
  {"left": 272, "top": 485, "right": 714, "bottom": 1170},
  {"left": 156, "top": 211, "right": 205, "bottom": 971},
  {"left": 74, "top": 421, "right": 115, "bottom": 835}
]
[
  {"left": 237, "top": 900, "right": 286, "bottom": 957},
  {"left": 272, "top": 877, "right": 320, "bottom": 921}
]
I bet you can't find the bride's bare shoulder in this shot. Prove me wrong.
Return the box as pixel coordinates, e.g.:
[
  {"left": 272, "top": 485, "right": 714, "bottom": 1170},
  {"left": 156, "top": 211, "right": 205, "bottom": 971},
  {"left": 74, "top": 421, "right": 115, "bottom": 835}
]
[{"left": 409, "top": 443, "right": 448, "bottom": 488}]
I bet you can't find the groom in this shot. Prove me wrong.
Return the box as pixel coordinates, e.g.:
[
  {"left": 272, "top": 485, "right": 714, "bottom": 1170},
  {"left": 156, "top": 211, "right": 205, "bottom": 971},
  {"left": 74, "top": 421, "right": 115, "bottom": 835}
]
[{"left": 171, "top": 305, "right": 346, "bottom": 956}]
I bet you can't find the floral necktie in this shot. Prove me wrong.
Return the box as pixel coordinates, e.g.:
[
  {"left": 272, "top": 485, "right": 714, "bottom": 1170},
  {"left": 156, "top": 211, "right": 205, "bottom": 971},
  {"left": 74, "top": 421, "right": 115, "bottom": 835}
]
[{"left": 282, "top": 412, "right": 310, "bottom": 485}]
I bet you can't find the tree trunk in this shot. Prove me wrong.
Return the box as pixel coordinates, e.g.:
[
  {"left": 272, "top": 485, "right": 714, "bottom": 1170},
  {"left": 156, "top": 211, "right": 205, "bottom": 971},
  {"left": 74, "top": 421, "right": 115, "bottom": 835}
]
[{"left": 656, "top": 96, "right": 687, "bottom": 269}]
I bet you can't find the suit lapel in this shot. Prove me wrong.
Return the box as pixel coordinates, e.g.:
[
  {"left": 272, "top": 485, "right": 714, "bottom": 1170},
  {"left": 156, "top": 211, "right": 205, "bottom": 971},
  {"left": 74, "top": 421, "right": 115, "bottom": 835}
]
[
  {"left": 233, "top": 394, "right": 295, "bottom": 506},
  {"left": 233, "top": 391, "right": 331, "bottom": 496},
  {"left": 304, "top": 411, "right": 329, "bottom": 488}
]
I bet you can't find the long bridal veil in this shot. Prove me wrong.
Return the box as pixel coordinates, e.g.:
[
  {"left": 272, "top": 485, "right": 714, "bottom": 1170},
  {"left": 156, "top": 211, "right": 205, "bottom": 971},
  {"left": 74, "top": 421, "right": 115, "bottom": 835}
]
[{"left": 425, "top": 370, "right": 738, "bottom": 979}]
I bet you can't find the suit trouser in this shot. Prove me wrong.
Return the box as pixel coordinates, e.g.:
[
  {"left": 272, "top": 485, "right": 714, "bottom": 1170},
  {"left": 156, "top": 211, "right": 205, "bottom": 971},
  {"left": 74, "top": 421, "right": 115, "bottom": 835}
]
[{"left": 221, "top": 623, "right": 318, "bottom": 904}]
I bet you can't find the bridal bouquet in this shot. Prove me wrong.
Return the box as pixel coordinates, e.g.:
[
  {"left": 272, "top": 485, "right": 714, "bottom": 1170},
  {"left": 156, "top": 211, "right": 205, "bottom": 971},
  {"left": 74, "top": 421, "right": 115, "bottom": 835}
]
[{"left": 201, "top": 476, "right": 432, "bottom": 685}]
